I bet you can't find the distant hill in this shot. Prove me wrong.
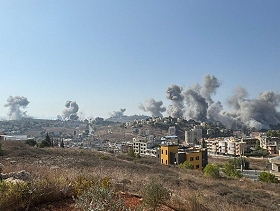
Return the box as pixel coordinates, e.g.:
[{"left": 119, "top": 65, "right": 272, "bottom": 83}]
[{"left": 105, "top": 115, "right": 150, "bottom": 123}]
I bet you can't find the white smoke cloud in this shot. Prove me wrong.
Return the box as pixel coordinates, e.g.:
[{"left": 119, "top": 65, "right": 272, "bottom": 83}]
[
  {"left": 62, "top": 101, "right": 79, "bottom": 120},
  {"left": 109, "top": 108, "right": 126, "bottom": 118},
  {"left": 145, "top": 74, "right": 280, "bottom": 129},
  {"left": 139, "top": 98, "right": 166, "bottom": 117},
  {"left": 166, "top": 84, "right": 184, "bottom": 118},
  {"left": 4, "top": 96, "right": 30, "bottom": 120}
]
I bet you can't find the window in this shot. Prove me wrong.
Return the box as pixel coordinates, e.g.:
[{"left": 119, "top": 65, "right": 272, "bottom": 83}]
[
  {"left": 196, "top": 156, "right": 200, "bottom": 160},
  {"left": 161, "top": 159, "right": 163, "bottom": 163},
  {"left": 166, "top": 150, "right": 167, "bottom": 155},
  {"left": 166, "top": 160, "right": 167, "bottom": 164},
  {"left": 161, "top": 150, "right": 163, "bottom": 154},
  {"left": 196, "top": 165, "right": 199, "bottom": 169},
  {"left": 190, "top": 157, "right": 194, "bottom": 161}
]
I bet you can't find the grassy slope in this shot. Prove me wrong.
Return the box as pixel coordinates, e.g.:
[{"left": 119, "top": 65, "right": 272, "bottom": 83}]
[{"left": 0, "top": 141, "right": 279, "bottom": 211}]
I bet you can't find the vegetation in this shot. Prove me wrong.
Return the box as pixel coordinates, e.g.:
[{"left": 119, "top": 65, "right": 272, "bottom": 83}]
[
  {"left": 245, "top": 149, "right": 269, "bottom": 157},
  {"left": 38, "top": 133, "right": 53, "bottom": 148},
  {"left": 178, "top": 161, "right": 194, "bottom": 169},
  {"left": 1, "top": 140, "right": 280, "bottom": 211},
  {"left": 127, "top": 148, "right": 141, "bottom": 159},
  {"left": 75, "top": 177, "right": 130, "bottom": 211},
  {"left": 258, "top": 172, "right": 279, "bottom": 183},
  {"left": 266, "top": 129, "right": 280, "bottom": 138},
  {"left": 0, "top": 141, "right": 3, "bottom": 156},
  {"left": 141, "top": 178, "right": 170, "bottom": 211},
  {"left": 222, "top": 162, "right": 242, "bottom": 178},
  {"left": 25, "top": 139, "right": 37, "bottom": 146},
  {"left": 203, "top": 164, "right": 220, "bottom": 178}
]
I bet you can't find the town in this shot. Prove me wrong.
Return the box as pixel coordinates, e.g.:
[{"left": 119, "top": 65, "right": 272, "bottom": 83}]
[{"left": 1, "top": 116, "right": 280, "bottom": 179}]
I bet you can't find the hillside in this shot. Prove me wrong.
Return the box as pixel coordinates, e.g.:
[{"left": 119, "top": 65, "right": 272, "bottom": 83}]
[{"left": 0, "top": 141, "right": 280, "bottom": 211}]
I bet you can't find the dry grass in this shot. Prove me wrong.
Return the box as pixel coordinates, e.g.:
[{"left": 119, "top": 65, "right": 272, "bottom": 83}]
[{"left": 0, "top": 140, "right": 280, "bottom": 211}]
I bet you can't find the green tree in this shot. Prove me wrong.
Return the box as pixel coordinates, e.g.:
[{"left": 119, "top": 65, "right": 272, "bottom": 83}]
[
  {"left": 0, "top": 141, "right": 3, "bottom": 156},
  {"left": 222, "top": 162, "right": 242, "bottom": 178},
  {"left": 229, "top": 157, "right": 250, "bottom": 170},
  {"left": 45, "top": 133, "right": 52, "bottom": 146},
  {"left": 127, "top": 148, "right": 135, "bottom": 157},
  {"left": 203, "top": 164, "right": 220, "bottom": 178},
  {"left": 178, "top": 161, "right": 194, "bottom": 169},
  {"left": 25, "top": 139, "right": 37, "bottom": 146},
  {"left": 258, "top": 172, "right": 279, "bottom": 183},
  {"left": 141, "top": 178, "right": 170, "bottom": 211}
]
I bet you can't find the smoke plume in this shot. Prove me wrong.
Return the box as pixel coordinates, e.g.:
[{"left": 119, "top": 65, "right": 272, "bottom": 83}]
[
  {"left": 166, "top": 84, "right": 184, "bottom": 118},
  {"left": 62, "top": 101, "right": 79, "bottom": 120},
  {"left": 145, "top": 73, "right": 280, "bottom": 129},
  {"left": 109, "top": 108, "right": 126, "bottom": 118},
  {"left": 139, "top": 98, "right": 166, "bottom": 117},
  {"left": 4, "top": 96, "right": 30, "bottom": 120}
]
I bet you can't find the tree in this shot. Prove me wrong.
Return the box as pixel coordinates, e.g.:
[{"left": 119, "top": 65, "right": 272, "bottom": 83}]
[
  {"left": 178, "top": 161, "right": 194, "bottom": 169},
  {"left": 127, "top": 148, "right": 135, "bottom": 157},
  {"left": 45, "top": 133, "right": 52, "bottom": 146},
  {"left": 0, "top": 141, "right": 3, "bottom": 156},
  {"left": 25, "top": 139, "right": 37, "bottom": 146},
  {"left": 222, "top": 162, "right": 242, "bottom": 178},
  {"left": 141, "top": 178, "right": 170, "bottom": 211},
  {"left": 203, "top": 164, "right": 220, "bottom": 178},
  {"left": 60, "top": 140, "right": 65, "bottom": 148},
  {"left": 228, "top": 157, "right": 250, "bottom": 170},
  {"left": 258, "top": 172, "right": 279, "bottom": 183}
]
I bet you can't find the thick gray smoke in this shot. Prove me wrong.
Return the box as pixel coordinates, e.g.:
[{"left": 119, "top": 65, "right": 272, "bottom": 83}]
[
  {"left": 62, "top": 101, "right": 79, "bottom": 120},
  {"left": 160, "top": 74, "right": 280, "bottom": 129},
  {"left": 200, "top": 74, "right": 221, "bottom": 104},
  {"left": 139, "top": 98, "right": 166, "bottom": 117},
  {"left": 4, "top": 96, "right": 30, "bottom": 120},
  {"left": 110, "top": 108, "right": 126, "bottom": 118},
  {"left": 226, "top": 88, "right": 280, "bottom": 129},
  {"left": 183, "top": 84, "right": 208, "bottom": 122},
  {"left": 183, "top": 74, "right": 220, "bottom": 121},
  {"left": 166, "top": 84, "right": 184, "bottom": 118}
]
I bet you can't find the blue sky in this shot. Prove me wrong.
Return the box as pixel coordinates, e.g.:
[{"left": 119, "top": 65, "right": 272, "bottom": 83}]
[{"left": 0, "top": 0, "right": 279, "bottom": 119}]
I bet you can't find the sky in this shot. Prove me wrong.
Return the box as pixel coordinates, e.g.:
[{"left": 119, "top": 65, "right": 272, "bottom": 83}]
[{"left": 0, "top": 0, "right": 279, "bottom": 121}]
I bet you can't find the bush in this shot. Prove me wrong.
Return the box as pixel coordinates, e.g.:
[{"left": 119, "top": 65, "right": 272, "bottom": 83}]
[
  {"left": 38, "top": 140, "right": 51, "bottom": 148},
  {"left": 258, "top": 172, "right": 279, "bottom": 183},
  {"left": 222, "top": 162, "right": 242, "bottom": 178},
  {"left": 178, "top": 161, "right": 194, "bottom": 169},
  {"left": 203, "top": 164, "right": 220, "bottom": 178},
  {"left": 0, "top": 141, "right": 3, "bottom": 156},
  {"left": 25, "top": 139, "right": 37, "bottom": 146},
  {"left": 74, "top": 178, "right": 129, "bottom": 211},
  {"left": 141, "top": 178, "right": 170, "bottom": 211}
]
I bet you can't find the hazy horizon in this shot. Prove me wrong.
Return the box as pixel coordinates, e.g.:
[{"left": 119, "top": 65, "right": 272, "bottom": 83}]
[{"left": 1, "top": 1, "right": 279, "bottom": 129}]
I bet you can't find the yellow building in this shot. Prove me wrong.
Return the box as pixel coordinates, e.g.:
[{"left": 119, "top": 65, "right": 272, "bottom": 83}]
[
  {"left": 160, "top": 144, "right": 178, "bottom": 165},
  {"left": 159, "top": 144, "right": 207, "bottom": 170}
]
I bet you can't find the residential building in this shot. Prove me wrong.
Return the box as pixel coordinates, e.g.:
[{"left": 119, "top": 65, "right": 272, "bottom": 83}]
[
  {"left": 158, "top": 144, "right": 208, "bottom": 170},
  {"left": 185, "top": 128, "right": 202, "bottom": 145}
]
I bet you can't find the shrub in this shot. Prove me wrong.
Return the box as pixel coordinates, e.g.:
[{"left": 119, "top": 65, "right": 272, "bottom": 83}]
[
  {"left": 203, "top": 164, "right": 220, "bottom": 178},
  {"left": 222, "top": 162, "right": 242, "bottom": 178},
  {"left": 141, "top": 178, "right": 170, "bottom": 211},
  {"left": 0, "top": 141, "right": 3, "bottom": 156},
  {"left": 38, "top": 140, "right": 51, "bottom": 148},
  {"left": 258, "top": 172, "right": 279, "bottom": 183},
  {"left": 74, "top": 178, "right": 129, "bottom": 211},
  {"left": 178, "top": 161, "right": 194, "bottom": 169},
  {"left": 25, "top": 139, "right": 37, "bottom": 146}
]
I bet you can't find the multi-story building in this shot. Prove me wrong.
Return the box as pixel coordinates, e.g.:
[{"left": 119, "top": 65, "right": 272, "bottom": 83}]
[
  {"left": 132, "top": 136, "right": 153, "bottom": 155},
  {"left": 185, "top": 128, "right": 202, "bottom": 145},
  {"left": 158, "top": 143, "right": 208, "bottom": 170}
]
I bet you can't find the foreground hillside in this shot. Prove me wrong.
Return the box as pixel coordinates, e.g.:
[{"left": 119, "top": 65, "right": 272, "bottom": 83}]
[{"left": 0, "top": 141, "right": 279, "bottom": 211}]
